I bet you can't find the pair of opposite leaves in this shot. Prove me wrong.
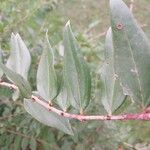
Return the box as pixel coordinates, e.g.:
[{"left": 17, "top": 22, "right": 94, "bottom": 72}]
[
  {"left": 0, "top": 22, "right": 90, "bottom": 135},
  {"left": 1, "top": 0, "right": 150, "bottom": 135}
]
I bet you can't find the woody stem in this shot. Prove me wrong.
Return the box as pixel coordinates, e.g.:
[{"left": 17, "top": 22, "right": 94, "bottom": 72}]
[{"left": 1, "top": 81, "right": 150, "bottom": 121}]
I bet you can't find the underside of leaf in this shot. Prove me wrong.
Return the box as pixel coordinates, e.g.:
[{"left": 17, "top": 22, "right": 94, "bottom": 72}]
[{"left": 24, "top": 99, "right": 74, "bottom": 135}]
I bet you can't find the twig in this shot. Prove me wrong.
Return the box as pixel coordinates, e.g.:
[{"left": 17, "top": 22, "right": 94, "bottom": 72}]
[
  {"left": 4, "top": 128, "right": 57, "bottom": 149},
  {"left": 88, "top": 31, "right": 106, "bottom": 42},
  {"left": 0, "top": 100, "right": 23, "bottom": 107},
  {"left": 0, "top": 81, "right": 150, "bottom": 121},
  {"left": 88, "top": 24, "right": 146, "bottom": 43},
  {"left": 0, "top": 112, "right": 25, "bottom": 121},
  {"left": 88, "top": 0, "right": 149, "bottom": 43},
  {"left": 32, "top": 95, "right": 150, "bottom": 121},
  {"left": 0, "top": 82, "right": 18, "bottom": 90},
  {"left": 123, "top": 142, "right": 137, "bottom": 150}
]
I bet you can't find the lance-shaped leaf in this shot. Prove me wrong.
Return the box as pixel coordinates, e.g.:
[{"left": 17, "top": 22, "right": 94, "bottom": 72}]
[
  {"left": 0, "top": 62, "right": 32, "bottom": 98},
  {"left": 37, "top": 33, "right": 58, "bottom": 102},
  {"left": 63, "top": 21, "right": 91, "bottom": 112},
  {"left": 101, "top": 28, "right": 125, "bottom": 115},
  {"left": 110, "top": 0, "right": 150, "bottom": 107},
  {"left": 6, "top": 33, "right": 31, "bottom": 80},
  {"left": 24, "top": 99, "right": 73, "bottom": 135}
]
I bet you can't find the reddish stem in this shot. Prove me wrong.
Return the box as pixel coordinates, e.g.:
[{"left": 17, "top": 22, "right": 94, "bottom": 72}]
[
  {"left": 1, "top": 82, "right": 150, "bottom": 121},
  {"left": 32, "top": 95, "right": 150, "bottom": 121}
]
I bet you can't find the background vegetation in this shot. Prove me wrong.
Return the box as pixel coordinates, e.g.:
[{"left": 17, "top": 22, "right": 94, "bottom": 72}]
[{"left": 0, "top": 0, "right": 150, "bottom": 149}]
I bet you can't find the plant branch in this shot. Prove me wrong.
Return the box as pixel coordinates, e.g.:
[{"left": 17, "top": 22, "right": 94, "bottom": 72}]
[
  {"left": 0, "top": 82, "right": 150, "bottom": 121},
  {"left": 4, "top": 128, "right": 57, "bottom": 149},
  {"left": 0, "top": 112, "right": 25, "bottom": 121},
  {"left": 0, "top": 82, "right": 18, "bottom": 90}
]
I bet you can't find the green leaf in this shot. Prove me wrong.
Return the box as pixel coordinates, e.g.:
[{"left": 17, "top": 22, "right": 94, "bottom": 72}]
[
  {"left": 0, "top": 50, "right": 3, "bottom": 78},
  {"left": 24, "top": 98, "right": 74, "bottom": 135},
  {"left": 57, "top": 79, "right": 70, "bottom": 111},
  {"left": 114, "top": 96, "right": 131, "bottom": 115},
  {"left": 21, "top": 138, "right": 29, "bottom": 150},
  {"left": 12, "top": 88, "right": 20, "bottom": 101},
  {"left": 0, "top": 86, "right": 13, "bottom": 100},
  {"left": 13, "top": 136, "right": 22, "bottom": 150},
  {"left": 5, "top": 33, "right": 31, "bottom": 100},
  {"left": 0, "top": 62, "right": 32, "bottom": 98},
  {"left": 37, "top": 32, "right": 58, "bottom": 102},
  {"left": 29, "top": 138, "right": 37, "bottom": 150},
  {"left": 6, "top": 33, "right": 31, "bottom": 80},
  {"left": 110, "top": 0, "right": 150, "bottom": 107},
  {"left": 63, "top": 21, "right": 91, "bottom": 112},
  {"left": 101, "top": 28, "right": 125, "bottom": 115}
]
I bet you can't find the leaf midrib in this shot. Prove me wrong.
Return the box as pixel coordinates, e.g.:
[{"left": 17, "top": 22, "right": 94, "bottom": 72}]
[{"left": 65, "top": 30, "right": 81, "bottom": 109}]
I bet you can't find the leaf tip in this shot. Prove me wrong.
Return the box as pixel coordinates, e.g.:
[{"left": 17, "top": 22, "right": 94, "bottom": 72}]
[
  {"left": 110, "top": 0, "right": 127, "bottom": 10},
  {"left": 11, "top": 32, "right": 15, "bottom": 37},
  {"left": 65, "top": 20, "right": 71, "bottom": 28},
  {"left": 16, "top": 33, "right": 22, "bottom": 40}
]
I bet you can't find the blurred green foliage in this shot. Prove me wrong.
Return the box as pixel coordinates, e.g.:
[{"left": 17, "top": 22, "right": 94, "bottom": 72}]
[{"left": 0, "top": 0, "right": 150, "bottom": 149}]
